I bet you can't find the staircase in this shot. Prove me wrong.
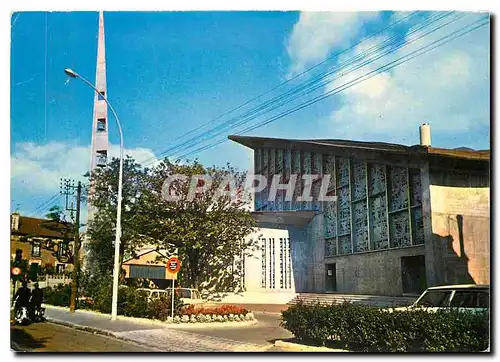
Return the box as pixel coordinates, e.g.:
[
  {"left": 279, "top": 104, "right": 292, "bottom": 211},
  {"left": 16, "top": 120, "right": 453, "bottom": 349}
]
[{"left": 287, "top": 293, "right": 417, "bottom": 308}]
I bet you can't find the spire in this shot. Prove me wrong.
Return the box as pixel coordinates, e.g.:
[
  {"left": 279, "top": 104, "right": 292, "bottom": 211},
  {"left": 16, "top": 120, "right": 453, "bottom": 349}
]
[
  {"left": 88, "top": 11, "right": 109, "bottom": 219},
  {"left": 90, "top": 10, "right": 109, "bottom": 174}
]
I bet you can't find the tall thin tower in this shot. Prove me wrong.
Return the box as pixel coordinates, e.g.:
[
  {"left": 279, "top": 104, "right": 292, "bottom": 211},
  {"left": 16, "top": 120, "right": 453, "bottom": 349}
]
[
  {"left": 84, "top": 11, "right": 108, "bottom": 270},
  {"left": 88, "top": 11, "right": 109, "bottom": 214},
  {"left": 90, "top": 10, "right": 109, "bottom": 176}
]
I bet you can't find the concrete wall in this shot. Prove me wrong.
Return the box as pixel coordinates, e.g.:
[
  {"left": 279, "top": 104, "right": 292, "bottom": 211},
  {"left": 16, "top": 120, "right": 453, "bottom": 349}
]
[
  {"left": 427, "top": 170, "right": 490, "bottom": 286},
  {"left": 325, "top": 246, "right": 426, "bottom": 296},
  {"left": 305, "top": 214, "right": 325, "bottom": 293}
]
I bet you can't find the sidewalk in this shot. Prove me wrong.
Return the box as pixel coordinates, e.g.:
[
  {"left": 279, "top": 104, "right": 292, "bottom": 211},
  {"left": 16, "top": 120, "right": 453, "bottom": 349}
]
[
  {"left": 213, "top": 303, "right": 289, "bottom": 315},
  {"left": 44, "top": 306, "right": 274, "bottom": 352}
]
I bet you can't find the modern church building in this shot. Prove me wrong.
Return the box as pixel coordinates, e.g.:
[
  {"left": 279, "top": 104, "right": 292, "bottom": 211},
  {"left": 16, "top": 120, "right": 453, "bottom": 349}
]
[{"left": 225, "top": 125, "right": 489, "bottom": 303}]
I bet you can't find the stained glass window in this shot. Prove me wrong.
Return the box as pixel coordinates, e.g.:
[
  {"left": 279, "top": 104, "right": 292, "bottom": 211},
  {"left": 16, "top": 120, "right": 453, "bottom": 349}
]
[
  {"left": 325, "top": 237, "right": 337, "bottom": 257},
  {"left": 369, "top": 195, "right": 389, "bottom": 250},
  {"left": 261, "top": 239, "right": 266, "bottom": 288},
  {"left": 388, "top": 166, "right": 409, "bottom": 211},
  {"left": 353, "top": 201, "right": 369, "bottom": 252},
  {"left": 389, "top": 212, "right": 411, "bottom": 248}
]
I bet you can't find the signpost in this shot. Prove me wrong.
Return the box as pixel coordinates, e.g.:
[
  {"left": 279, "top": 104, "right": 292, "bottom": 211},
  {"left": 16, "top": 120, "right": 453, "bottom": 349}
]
[
  {"left": 11, "top": 267, "right": 22, "bottom": 307},
  {"left": 167, "top": 257, "right": 181, "bottom": 318}
]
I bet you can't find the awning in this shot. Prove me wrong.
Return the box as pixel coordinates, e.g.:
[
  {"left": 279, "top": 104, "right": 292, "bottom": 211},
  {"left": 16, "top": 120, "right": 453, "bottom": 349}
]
[{"left": 251, "top": 210, "right": 317, "bottom": 226}]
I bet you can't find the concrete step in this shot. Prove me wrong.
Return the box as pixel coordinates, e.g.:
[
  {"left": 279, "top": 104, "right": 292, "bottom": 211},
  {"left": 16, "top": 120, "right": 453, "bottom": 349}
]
[{"left": 287, "top": 293, "right": 416, "bottom": 307}]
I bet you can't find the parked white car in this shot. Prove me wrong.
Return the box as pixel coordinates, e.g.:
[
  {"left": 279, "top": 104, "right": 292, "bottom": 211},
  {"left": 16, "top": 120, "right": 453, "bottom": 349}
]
[
  {"left": 166, "top": 287, "right": 204, "bottom": 305},
  {"left": 390, "top": 284, "right": 489, "bottom": 313},
  {"left": 136, "top": 288, "right": 170, "bottom": 303}
]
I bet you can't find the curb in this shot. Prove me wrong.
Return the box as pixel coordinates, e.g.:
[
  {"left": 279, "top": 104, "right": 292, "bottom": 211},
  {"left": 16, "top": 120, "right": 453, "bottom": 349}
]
[
  {"left": 165, "top": 319, "right": 258, "bottom": 329},
  {"left": 44, "top": 305, "right": 259, "bottom": 329},
  {"left": 274, "top": 340, "right": 349, "bottom": 352}
]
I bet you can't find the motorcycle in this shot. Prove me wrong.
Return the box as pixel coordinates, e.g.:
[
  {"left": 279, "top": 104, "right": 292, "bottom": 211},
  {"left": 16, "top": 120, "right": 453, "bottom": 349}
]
[
  {"left": 14, "top": 306, "right": 31, "bottom": 325},
  {"left": 32, "top": 305, "right": 45, "bottom": 322}
]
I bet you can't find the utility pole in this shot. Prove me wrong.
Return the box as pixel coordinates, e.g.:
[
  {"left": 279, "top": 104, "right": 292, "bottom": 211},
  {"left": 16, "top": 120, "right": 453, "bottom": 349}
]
[{"left": 60, "top": 178, "right": 83, "bottom": 313}]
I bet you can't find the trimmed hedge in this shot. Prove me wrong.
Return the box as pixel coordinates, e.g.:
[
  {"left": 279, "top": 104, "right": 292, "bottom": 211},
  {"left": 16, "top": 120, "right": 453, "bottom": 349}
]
[{"left": 281, "top": 302, "right": 489, "bottom": 352}]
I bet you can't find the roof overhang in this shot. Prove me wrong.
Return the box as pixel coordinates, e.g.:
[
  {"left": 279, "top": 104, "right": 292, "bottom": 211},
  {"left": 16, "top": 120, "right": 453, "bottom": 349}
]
[
  {"left": 251, "top": 210, "right": 317, "bottom": 226},
  {"left": 228, "top": 135, "right": 490, "bottom": 163}
]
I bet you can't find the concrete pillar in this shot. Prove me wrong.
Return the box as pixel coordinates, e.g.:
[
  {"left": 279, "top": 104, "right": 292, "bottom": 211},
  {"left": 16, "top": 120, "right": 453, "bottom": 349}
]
[{"left": 421, "top": 162, "right": 439, "bottom": 286}]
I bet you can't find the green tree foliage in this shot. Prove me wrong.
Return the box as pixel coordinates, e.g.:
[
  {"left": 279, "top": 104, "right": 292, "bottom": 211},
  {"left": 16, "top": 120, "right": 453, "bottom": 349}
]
[
  {"left": 87, "top": 156, "right": 257, "bottom": 293},
  {"left": 86, "top": 156, "right": 147, "bottom": 275}
]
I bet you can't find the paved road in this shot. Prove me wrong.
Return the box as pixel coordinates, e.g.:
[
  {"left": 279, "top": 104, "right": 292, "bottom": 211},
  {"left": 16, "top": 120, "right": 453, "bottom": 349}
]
[
  {"left": 43, "top": 306, "right": 288, "bottom": 352},
  {"left": 170, "top": 312, "right": 294, "bottom": 346},
  {"left": 11, "top": 322, "right": 153, "bottom": 352}
]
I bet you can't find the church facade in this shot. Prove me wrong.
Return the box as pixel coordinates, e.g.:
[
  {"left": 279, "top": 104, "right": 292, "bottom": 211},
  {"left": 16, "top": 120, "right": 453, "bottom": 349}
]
[{"left": 227, "top": 129, "right": 489, "bottom": 302}]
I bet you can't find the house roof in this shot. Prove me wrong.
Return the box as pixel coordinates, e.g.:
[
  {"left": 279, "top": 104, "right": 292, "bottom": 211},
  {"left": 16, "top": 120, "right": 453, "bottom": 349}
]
[
  {"left": 11, "top": 215, "right": 73, "bottom": 239},
  {"left": 228, "top": 135, "right": 490, "bottom": 162}
]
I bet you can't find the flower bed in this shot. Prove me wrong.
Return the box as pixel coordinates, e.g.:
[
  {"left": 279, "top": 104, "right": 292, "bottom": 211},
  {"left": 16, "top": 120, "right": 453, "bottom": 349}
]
[{"left": 162, "top": 304, "right": 254, "bottom": 324}]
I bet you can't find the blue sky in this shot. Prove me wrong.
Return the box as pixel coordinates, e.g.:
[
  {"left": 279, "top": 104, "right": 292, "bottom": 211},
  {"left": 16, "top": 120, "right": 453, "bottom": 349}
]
[{"left": 10, "top": 11, "right": 490, "bottom": 218}]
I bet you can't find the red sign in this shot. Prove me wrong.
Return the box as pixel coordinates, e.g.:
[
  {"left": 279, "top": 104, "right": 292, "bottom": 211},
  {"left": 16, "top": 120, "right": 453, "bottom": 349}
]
[
  {"left": 167, "top": 257, "right": 181, "bottom": 274},
  {"left": 11, "top": 267, "right": 21, "bottom": 276}
]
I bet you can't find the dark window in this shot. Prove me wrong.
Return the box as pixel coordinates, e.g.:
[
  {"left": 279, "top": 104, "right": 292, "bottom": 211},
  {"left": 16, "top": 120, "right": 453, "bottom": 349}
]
[
  {"left": 450, "top": 290, "right": 490, "bottom": 308},
  {"left": 477, "top": 292, "right": 490, "bottom": 308},
  {"left": 97, "top": 118, "right": 106, "bottom": 132},
  {"left": 56, "top": 264, "right": 66, "bottom": 274},
  {"left": 98, "top": 91, "right": 105, "bottom": 100},
  {"left": 30, "top": 262, "right": 40, "bottom": 273},
  {"left": 129, "top": 265, "right": 164, "bottom": 279},
  {"left": 178, "top": 289, "right": 191, "bottom": 298},
  {"left": 415, "top": 290, "right": 452, "bottom": 307},
  {"left": 96, "top": 150, "right": 107, "bottom": 167},
  {"left": 32, "top": 242, "right": 41, "bottom": 257},
  {"left": 57, "top": 242, "right": 67, "bottom": 257}
]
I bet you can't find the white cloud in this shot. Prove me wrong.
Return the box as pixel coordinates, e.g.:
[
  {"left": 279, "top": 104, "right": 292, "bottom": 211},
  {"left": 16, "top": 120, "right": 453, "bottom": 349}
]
[
  {"left": 11, "top": 141, "right": 158, "bottom": 196},
  {"left": 287, "top": 12, "right": 489, "bottom": 147},
  {"left": 286, "top": 11, "right": 381, "bottom": 76}
]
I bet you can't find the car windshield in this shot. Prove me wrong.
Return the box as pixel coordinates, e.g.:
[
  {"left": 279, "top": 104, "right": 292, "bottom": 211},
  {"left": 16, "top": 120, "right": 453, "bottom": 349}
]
[
  {"left": 178, "top": 289, "right": 191, "bottom": 298},
  {"left": 414, "top": 290, "right": 452, "bottom": 307}
]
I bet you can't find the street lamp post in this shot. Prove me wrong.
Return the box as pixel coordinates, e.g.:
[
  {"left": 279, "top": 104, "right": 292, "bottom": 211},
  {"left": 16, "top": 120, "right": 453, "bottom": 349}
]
[{"left": 64, "top": 68, "right": 124, "bottom": 321}]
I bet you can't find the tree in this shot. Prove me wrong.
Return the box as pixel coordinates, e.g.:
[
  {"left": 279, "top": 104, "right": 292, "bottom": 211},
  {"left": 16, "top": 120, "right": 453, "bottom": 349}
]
[
  {"left": 87, "top": 156, "right": 257, "bottom": 293},
  {"left": 135, "top": 159, "right": 257, "bottom": 291},
  {"left": 86, "top": 156, "right": 149, "bottom": 275}
]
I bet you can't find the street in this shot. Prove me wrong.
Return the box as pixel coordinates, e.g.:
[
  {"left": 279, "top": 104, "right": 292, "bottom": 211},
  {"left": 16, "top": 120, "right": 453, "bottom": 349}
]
[
  {"left": 10, "top": 308, "right": 291, "bottom": 352},
  {"left": 171, "top": 312, "right": 294, "bottom": 346},
  {"left": 11, "top": 322, "right": 154, "bottom": 352}
]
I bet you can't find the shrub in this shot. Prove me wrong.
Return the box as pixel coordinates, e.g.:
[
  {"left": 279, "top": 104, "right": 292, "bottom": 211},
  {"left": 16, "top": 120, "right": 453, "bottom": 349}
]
[
  {"left": 44, "top": 284, "right": 71, "bottom": 307},
  {"left": 281, "top": 302, "right": 489, "bottom": 352},
  {"left": 149, "top": 295, "right": 185, "bottom": 320},
  {"left": 117, "top": 287, "right": 151, "bottom": 318}
]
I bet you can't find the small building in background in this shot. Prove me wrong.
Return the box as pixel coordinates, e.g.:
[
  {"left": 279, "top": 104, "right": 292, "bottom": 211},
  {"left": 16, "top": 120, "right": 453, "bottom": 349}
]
[
  {"left": 10, "top": 212, "right": 75, "bottom": 275},
  {"left": 122, "top": 248, "right": 177, "bottom": 289}
]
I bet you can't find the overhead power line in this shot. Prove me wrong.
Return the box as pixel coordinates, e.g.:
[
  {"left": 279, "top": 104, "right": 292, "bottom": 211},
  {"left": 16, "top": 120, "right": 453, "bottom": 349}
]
[
  {"left": 142, "top": 12, "right": 460, "bottom": 164},
  {"left": 29, "top": 193, "right": 60, "bottom": 217},
  {"left": 137, "top": 11, "right": 420, "bottom": 166},
  {"left": 152, "top": 11, "right": 458, "bottom": 162},
  {"left": 172, "top": 16, "right": 488, "bottom": 161}
]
